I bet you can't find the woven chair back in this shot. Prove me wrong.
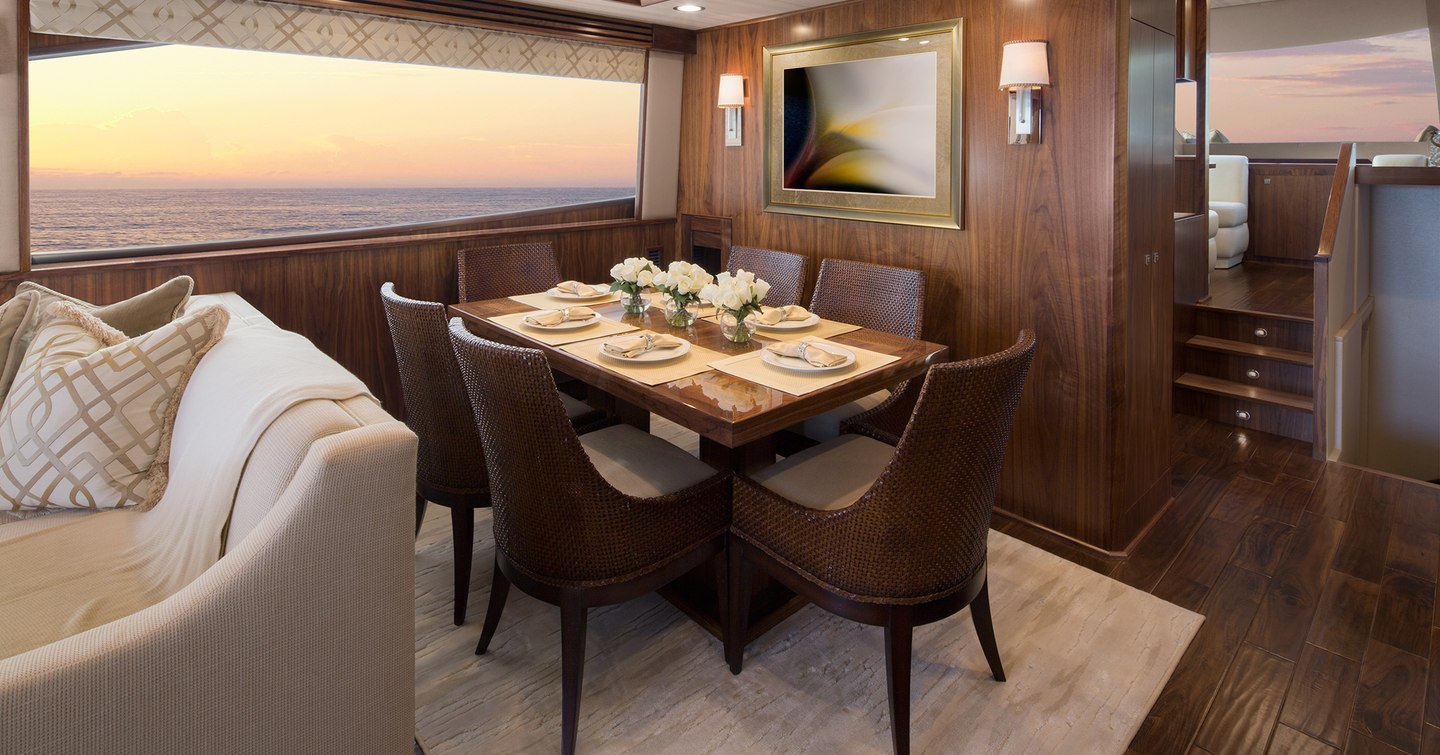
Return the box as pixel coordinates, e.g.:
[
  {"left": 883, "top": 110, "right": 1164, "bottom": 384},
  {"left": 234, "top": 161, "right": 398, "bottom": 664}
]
[
  {"left": 809, "top": 259, "right": 926, "bottom": 338},
  {"left": 380, "top": 283, "right": 487, "bottom": 494},
  {"left": 728, "top": 245, "right": 808, "bottom": 307},
  {"left": 457, "top": 241, "right": 562, "bottom": 302}
]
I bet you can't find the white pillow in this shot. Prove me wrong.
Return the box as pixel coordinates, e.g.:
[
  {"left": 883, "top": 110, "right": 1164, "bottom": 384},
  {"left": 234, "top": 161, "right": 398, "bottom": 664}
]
[{"left": 0, "top": 301, "right": 228, "bottom": 511}]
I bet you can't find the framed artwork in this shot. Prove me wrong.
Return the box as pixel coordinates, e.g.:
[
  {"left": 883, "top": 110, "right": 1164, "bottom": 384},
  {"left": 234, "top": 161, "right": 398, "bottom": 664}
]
[{"left": 762, "top": 19, "right": 964, "bottom": 229}]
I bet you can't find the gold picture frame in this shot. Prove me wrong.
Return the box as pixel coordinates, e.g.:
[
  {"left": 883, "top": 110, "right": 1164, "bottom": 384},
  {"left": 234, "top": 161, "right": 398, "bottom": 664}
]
[{"left": 763, "top": 19, "right": 964, "bottom": 229}]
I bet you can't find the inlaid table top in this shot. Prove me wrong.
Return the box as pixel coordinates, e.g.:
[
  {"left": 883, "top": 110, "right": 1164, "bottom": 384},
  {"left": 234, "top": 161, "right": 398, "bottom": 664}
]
[{"left": 449, "top": 296, "right": 948, "bottom": 449}]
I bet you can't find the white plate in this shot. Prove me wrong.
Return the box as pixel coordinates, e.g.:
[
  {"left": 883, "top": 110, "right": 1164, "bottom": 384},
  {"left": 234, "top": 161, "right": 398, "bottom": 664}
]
[
  {"left": 760, "top": 343, "right": 856, "bottom": 372},
  {"left": 599, "top": 337, "right": 692, "bottom": 363},
  {"left": 520, "top": 313, "right": 602, "bottom": 331},
  {"left": 753, "top": 313, "right": 822, "bottom": 330},
  {"left": 546, "top": 285, "right": 614, "bottom": 301}
]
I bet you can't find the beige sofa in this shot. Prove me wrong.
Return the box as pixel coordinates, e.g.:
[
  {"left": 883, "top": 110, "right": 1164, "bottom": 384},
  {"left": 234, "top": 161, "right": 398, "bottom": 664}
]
[{"left": 0, "top": 293, "right": 418, "bottom": 754}]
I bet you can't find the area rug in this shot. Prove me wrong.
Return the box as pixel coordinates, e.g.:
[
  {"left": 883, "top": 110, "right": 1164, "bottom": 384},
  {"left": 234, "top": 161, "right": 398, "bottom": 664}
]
[{"left": 415, "top": 509, "right": 1202, "bottom": 754}]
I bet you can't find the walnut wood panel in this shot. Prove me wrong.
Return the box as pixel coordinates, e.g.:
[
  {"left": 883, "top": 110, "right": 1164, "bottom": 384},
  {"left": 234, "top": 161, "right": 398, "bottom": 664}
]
[
  {"left": 1175, "top": 388, "right": 1313, "bottom": 443},
  {"left": 1183, "top": 348, "right": 1313, "bottom": 396},
  {"left": 1176, "top": 157, "right": 1203, "bottom": 214},
  {"left": 1174, "top": 214, "right": 1208, "bottom": 383},
  {"left": 677, "top": 0, "right": 1143, "bottom": 549},
  {"left": 1114, "top": 18, "right": 1176, "bottom": 549},
  {"left": 1248, "top": 163, "right": 1336, "bottom": 263},
  {"left": 450, "top": 296, "right": 947, "bottom": 448},
  {"left": 0, "top": 205, "right": 674, "bottom": 417},
  {"left": 1356, "top": 166, "right": 1440, "bottom": 186},
  {"left": 1313, "top": 144, "right": 1354, "bottom": 459},
  {"left": 1194, "top": 309, "right": 1313, "bottom": 352}
]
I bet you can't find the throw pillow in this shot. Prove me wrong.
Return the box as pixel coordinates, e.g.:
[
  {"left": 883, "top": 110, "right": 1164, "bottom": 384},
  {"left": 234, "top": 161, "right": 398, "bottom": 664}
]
[
  {"left": 0, "top": 300, "right": 228, "bottom": 511},
  {"left": 0, "top": 276, "right": 194, "bottom": 404}
]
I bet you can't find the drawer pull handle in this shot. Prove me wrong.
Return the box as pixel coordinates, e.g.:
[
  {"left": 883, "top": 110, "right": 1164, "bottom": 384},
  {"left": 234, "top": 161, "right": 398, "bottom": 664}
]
[
  {"left": 1235, "top": 410, "right": 1252, "bottom": 421},
  {"left": 1254, "top": 327, "right": 1269, "bottom": 338},
  {"left": 1245, "top": 369, "right": 1260, "bottom": 380}
]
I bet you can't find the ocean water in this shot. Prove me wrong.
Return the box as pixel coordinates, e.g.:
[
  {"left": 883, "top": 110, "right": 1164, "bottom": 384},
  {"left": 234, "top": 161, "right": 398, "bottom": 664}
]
[{"left": 29, "top": 187, "right": 635, "bottom": 253}]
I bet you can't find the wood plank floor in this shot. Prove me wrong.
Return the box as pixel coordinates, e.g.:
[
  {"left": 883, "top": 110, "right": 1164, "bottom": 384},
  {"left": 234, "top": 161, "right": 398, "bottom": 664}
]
[
  {"left": 990, "top": 414, "right": 1440, "bottom": 754},
  {"left": 1206, "top": 262, "right": 1314, "bottom": 319}
]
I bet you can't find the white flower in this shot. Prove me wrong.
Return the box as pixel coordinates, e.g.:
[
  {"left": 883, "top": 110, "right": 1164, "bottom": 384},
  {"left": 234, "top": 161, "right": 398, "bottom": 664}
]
[
  {"left": 636, "top": 268, "right": 655, "bottom": 287},
  {"left": 611, "top": 257, "right": 656, "bottom": 285}
]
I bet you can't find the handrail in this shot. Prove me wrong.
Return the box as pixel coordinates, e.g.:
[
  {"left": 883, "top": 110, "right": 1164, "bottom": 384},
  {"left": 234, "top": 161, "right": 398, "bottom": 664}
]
[{"left": 1316, "top": 143, "right": 1356, "bottom": 260}]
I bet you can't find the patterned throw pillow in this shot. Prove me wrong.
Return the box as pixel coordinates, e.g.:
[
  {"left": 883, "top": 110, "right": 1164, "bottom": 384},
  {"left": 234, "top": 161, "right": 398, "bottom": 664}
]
[
  {"left": 0, "top": 276, "right": 194, "bottom": 406},
  {"left": 0, "top": 301, "right": 229, "bottom": 511}
]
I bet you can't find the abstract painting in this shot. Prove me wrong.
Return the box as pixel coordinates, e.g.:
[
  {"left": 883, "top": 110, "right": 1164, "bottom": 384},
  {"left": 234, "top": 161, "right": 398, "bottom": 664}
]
[{"left": 764, "top": 20, "right": 963, "bottom": 228}]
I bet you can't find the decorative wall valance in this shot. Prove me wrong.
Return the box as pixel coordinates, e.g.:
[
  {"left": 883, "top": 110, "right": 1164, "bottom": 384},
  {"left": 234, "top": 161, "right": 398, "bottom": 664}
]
[{"left": 29, "top": 0, "right": 647, "bottom": 83}]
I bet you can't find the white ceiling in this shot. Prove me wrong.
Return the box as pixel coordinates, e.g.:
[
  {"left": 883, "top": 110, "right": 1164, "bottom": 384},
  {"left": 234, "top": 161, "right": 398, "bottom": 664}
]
[{"left": 517, "top": 0, "right": 843, "bottom": 31}]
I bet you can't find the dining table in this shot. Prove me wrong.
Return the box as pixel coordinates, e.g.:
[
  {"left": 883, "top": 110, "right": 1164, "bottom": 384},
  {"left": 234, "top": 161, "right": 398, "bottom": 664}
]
[{"left": 449, "top": 287, "right": 949, "bottom": 642}]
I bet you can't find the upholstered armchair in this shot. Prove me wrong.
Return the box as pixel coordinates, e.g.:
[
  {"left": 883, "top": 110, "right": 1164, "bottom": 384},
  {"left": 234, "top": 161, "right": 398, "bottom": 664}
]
[{"left": 1209, "top": 155, "right": 1249, "bottom": 269}]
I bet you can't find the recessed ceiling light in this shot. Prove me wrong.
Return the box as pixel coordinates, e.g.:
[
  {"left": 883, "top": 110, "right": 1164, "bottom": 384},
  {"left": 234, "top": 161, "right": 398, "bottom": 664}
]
[{"left": 674, "top": 3, "right": 704, "bottom": 11}]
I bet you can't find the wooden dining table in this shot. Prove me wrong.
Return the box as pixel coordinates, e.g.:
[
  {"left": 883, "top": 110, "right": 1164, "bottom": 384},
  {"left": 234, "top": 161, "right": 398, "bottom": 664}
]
[{"left": 449, "top": 292, "right": 949, "bottom": 641}]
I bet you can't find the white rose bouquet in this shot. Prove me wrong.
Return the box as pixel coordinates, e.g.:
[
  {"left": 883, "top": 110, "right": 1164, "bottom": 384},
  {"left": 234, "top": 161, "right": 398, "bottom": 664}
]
[
  {"left": 652, "top": 261, "right": 715, "bottom": 311},
  {"left": 609, "top": 257, "right": 658, "bottom": 295},
  {"left": 700, "top": 269, "right": 771, "bottom": 341}
]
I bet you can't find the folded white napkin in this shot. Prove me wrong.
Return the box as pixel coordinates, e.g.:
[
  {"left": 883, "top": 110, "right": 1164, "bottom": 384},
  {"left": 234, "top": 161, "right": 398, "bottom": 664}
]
[
  {"left": 602, "top": 333, "right": 685, "bottom": 358},
  {"left": 766, "top": 340, "right": 847, "bottom": 367},
  {"left": 756, "top": 304, "right": 812, "bottom": 326},
  {"left": 555, "top": 281, "right": 605, "bottom": 297},
  {"left": 523, "top": 307, "right": 597, "bottom": 327}
]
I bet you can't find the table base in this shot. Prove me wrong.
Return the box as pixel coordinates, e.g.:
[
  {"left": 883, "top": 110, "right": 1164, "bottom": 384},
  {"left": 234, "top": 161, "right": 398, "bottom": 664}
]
[{"left": 657, "top": 551, "right": 808, "bottom": 646}]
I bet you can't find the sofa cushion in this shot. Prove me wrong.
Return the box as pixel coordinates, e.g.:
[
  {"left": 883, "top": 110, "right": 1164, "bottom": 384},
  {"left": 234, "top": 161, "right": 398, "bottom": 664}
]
[
  {"left": 1210, "top": 200, "right": 1247, "bottom": 228},
  {"left": 1, "top": 277, "right": 194, "bottom": 404},
  {"left": 1208, "top": 210, "right": 1220, "bottom": 237},
  {"left": 0, "top": 302, "right": 228, "bottom": 511}
]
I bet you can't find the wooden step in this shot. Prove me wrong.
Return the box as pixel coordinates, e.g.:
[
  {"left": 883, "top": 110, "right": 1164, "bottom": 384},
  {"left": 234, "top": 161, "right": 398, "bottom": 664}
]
[
  {"left": 1185, "top": 335, "right": 1312, "bottom": 366},
  {"left": 1174, "top": 373, "right": 1314, "bottom": 412},
  {"left": 1194, "top": 309, "right": 1313, "bottom": 353}
]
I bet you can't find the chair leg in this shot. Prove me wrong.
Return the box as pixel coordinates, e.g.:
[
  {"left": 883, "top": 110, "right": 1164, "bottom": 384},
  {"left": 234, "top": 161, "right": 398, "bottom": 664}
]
[
  {"left": 884, "top": 607, "right": 914, "bottom": 755},
  {"left": 726, "top": 537, "right": 751, "bottom": 675},
  {"left": 475, "top": 557, "right": 510, "bottom": 655},
  {"left": 450, "top": 506, "right": 474, "bottom": 626},
  {"left": 559, "top": 594, "right": 588, "bottom": 755},
  {"left": 414, "top": 493, "right": 427, "bottom": 536},
  {"left": 970, "top": 578, "right": 1006, "bottom": 682}
]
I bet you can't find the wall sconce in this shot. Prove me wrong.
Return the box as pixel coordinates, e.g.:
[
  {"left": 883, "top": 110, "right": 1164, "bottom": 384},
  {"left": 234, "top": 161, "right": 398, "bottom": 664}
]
[
  {"left": 999, "top": 40, "right": 1050, "bottom": 145},
  {"left": 717, "top": 74, "right": 745, "bottom": 147}
]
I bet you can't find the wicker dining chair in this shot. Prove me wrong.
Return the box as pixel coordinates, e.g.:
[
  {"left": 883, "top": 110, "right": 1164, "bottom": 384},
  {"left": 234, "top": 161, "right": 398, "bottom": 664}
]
[
  {"left": 447, "top": 322, "right": 732, "bottom": 755},
  {"left": 727, "top": 331, "right": 1037, "bottom": 755},
  {"left": 786, "top": 258, "right": 927, "bottom": 447},
  {"left": 380, "top": 283, "right": 606, "bottom": 626},
  {"left": 728, "top": 245, "right": 808, "bottom": 306},
  {"left": 457, "top": 241, "right": 563, "bottom": 302}
]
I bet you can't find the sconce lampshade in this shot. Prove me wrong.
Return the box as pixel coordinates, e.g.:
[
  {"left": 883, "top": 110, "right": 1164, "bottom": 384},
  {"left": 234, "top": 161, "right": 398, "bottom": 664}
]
[
  {"left": 717, "top": 74, "right": 745, "bottom": 108},
  {"left": 998, "top": 41, "right": 1050, "bottom": 90}
]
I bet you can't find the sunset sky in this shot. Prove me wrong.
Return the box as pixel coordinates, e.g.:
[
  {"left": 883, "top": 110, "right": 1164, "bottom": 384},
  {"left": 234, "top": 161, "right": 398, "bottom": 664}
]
[
  {"left": 29, "top": 45, "right": 642, "bottom": 189},
  {"left": 1205, "top": 29, "right": 1439, "bottom": 142}
]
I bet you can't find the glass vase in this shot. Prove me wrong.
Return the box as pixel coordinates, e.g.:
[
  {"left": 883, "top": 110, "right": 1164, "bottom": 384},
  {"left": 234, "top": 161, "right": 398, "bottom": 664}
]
[
  {"left": 664, "top": 296, "right": 697, "bottom": 328},
  {"left": 719, "top": 312, "right": 755, "bottom": 343},
  {"left": 621, "top": 289, "right": 648, "bottom": 315}
]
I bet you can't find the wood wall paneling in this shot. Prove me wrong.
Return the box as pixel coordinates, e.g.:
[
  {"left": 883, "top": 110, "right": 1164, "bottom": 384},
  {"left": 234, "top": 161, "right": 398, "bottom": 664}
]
[
  {"left": 1249, "top": 164, "right": 1336, "bottom": 263},
  {"left": 2, "top": 204, "right": 674, "bottom": 417},
  {"left": 677, "top": 0, "right": 1179, "bottom": 551},
  {"left": 1115, "top": 17, "right": 1176, "bottom": 549}
]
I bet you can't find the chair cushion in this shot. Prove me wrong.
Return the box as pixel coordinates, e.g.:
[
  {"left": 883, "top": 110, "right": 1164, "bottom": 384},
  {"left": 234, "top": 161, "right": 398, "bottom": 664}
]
[
  {"left": 1207, "top": 210, "right": 1220, "bottom": 237},
  {"left": 581, "top": 424, "right": 716, "bottom": 498},
  {"left": 749, "top": 433, "right": 894, "bottom": 511},
  {"left": 1210, "top": 201, "right": 1247, "bottom": 227},
  {"left": 792, "top": 389, "right": 890, "bottom": 442},
  {"left": 1209, "top": 155, "right": 1249, "bottom": 203},
  {"left": 1372, "top": 154, "right": 1427, "bottom": 167},
  {"left": 559, "top": 392, "right": 598, "bottom": 423}
]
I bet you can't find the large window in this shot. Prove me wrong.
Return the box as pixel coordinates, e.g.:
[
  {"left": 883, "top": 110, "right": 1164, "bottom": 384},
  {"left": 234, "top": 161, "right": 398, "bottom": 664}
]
[
  {"left": 29, "top": 44, "right": 642, "bottom": 254},
  {"left": 1207, "top": 29, "right": 1439, "bottom": 143}
]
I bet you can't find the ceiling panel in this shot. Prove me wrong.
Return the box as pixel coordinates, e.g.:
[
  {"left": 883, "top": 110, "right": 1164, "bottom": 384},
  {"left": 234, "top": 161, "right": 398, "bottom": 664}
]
[{"left": 516, "top": 0, "right": 843, "bottom": 30}]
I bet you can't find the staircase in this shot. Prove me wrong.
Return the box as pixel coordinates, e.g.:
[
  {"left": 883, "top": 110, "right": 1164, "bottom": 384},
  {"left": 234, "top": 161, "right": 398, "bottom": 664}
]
[{"left": 1174, "top": 306, "right": 1315, "bottom": 443}]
